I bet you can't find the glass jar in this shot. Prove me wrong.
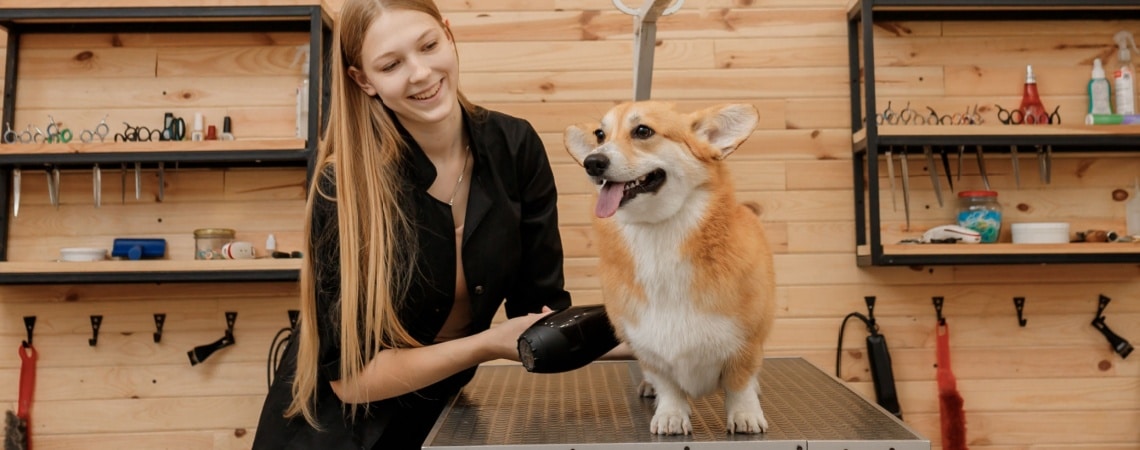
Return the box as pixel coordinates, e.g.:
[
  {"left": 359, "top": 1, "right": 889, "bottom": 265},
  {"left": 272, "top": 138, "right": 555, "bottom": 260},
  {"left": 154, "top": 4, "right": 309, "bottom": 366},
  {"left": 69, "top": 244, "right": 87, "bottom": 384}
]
[
  {"left": 194, "top": 228, "right": 235, "bottom": 260},
  {"left": 957, "top": 191, "right": 1002, "bottom": 243}
]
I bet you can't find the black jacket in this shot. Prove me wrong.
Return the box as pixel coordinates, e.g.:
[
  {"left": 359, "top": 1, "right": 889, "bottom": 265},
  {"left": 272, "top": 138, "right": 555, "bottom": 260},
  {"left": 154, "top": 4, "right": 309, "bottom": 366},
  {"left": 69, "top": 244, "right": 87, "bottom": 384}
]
[{"left": 253, "top": 107, "right": 572, "bottom": 450}]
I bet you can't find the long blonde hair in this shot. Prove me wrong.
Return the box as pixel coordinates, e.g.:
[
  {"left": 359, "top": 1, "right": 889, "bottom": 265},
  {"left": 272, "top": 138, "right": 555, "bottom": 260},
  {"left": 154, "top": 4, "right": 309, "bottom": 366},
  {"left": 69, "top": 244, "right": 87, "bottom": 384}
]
[{"left": 286, "top": 0, "right": 476, "bottom": 426}]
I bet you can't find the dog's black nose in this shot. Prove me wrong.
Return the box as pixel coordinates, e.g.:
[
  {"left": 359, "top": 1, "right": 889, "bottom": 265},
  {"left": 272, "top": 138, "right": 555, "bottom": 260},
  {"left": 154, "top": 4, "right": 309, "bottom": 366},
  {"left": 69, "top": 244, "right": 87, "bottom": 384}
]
[{"left": 583, "top": 154, "right": 609, "bottom": 177}]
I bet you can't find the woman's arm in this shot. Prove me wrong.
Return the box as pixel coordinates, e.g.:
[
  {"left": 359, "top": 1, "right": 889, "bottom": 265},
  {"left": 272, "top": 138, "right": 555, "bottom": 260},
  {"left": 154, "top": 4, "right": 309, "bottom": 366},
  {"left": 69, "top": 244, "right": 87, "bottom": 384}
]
[{"left": 330, "top": 307, "right": 552, "bottom": 404}]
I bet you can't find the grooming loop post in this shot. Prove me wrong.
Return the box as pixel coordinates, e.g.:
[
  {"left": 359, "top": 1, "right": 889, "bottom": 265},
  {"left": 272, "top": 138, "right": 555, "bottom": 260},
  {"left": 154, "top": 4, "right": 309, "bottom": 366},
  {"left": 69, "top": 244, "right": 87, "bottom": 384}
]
[{"left": 613, "top": 0, "right": 683, "bottom": 101}]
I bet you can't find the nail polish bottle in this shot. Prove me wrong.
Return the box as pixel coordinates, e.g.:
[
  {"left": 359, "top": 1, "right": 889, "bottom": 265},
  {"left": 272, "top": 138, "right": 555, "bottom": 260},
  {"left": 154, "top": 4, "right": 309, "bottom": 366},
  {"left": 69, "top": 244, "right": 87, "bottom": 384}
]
[
  {"left": 206, "top": 125, "right": 217, "bottom": 140},
  {"left": 220, "top": 116, "right": 235, "bottom": 141},
  {"left": 191, "top": 112, "right": 204, "bottom": 141}
]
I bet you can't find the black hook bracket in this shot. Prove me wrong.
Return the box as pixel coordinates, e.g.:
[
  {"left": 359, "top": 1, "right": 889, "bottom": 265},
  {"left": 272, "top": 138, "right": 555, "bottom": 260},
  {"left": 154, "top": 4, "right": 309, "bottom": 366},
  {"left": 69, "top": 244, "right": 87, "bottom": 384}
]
[
  {"left": 932, "top": 296, "right": 945, "bottom": 325},
  {"left": 88, "top": 315, "right": 103, "bottom": 346},
  {"left": 1013, "top": 297, "right": 1027, "bottom": 327},
  {"left": 288, "top": 309, "right": 300, "bottom": 329},
  {"left": 153, "top": 313, "right": 166, "bottom": 343},
  {"left": 863, "top": 296, "right": 879, "bottom": 333},
  {"left": 1092, "top": 294, "right": 1133, "bottom": 359},
  {"left": 22, "top": 316, "right": 36, "bottom": 348},
  {"left": 187, "top": 311, "right": 237, "bottom": 366}
]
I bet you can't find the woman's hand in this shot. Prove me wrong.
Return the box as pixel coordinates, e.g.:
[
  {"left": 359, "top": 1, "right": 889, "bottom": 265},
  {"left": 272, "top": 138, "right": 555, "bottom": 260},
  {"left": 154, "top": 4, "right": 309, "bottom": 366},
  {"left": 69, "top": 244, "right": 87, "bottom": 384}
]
[{"left": 479, "top": 306, "right": 553, "bottom": 361}]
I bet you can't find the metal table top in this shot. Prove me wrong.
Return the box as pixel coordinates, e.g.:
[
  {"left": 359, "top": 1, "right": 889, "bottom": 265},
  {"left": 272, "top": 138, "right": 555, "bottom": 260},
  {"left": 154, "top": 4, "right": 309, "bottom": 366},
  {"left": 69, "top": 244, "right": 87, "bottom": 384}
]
[{"left": 425, "top": 357, "right": 929, "bottom": 449}]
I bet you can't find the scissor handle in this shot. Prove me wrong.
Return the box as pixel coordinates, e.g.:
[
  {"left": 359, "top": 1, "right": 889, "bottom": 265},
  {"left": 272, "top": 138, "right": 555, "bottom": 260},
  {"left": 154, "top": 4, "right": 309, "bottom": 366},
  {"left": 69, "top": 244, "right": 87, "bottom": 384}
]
[
  {"left": 3, "top": 123, "right": 15, "bottom": 144},
  {"left": 31, "top": 126, "right": 46, "bottom": 144}
]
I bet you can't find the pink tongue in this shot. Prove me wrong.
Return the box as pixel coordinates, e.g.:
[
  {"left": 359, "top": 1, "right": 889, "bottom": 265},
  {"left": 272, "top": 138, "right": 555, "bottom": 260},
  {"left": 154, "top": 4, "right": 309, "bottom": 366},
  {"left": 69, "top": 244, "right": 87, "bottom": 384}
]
[{"left": 595, "top": 181, "right": 626, "bottom": 218}]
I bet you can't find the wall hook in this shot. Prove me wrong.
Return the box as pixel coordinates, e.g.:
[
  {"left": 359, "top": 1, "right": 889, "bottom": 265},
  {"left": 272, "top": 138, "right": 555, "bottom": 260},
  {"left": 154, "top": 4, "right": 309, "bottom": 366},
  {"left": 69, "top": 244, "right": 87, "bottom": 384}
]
[
  {"left": 88, "top": 315, "right": 103, "bottom": 346},
  {"left": 1092, "top": 294, "right": 1133, "bottom": 359},
  {"left": 153, "top": 313, "right": 166, "bottom": 343},
  {"left": 22, "top": 316, "right": 36, "bottom": 348},
  {"left": 1013, "top": 297, "right": 1027, "bottom": 327},
  {"left": 288, "top": 309, "right": 300, "bottom": 329},
  {"left": 932, "top": 296, "right": 945, "bottom": 325}
]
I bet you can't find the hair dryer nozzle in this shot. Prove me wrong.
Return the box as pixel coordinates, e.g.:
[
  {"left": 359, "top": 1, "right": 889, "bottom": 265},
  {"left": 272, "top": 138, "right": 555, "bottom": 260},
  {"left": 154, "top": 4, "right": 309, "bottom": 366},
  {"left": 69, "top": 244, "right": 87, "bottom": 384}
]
[{"left": 518, "top": 305, "right": 620, "bottom": 373}]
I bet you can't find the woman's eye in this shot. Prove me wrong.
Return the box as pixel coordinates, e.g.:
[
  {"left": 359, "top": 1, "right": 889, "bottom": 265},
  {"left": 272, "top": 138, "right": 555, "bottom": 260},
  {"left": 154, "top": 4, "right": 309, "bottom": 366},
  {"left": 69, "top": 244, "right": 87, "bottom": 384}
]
[
  {"left": 593, "top": 129, "right": 605, "bottom": 144},
  {"left": 632, "top": 125, "right": 655, "bottom": 139},
  {"left": 423, "top": 40, "right": 438, "bottom": 51},
  {"left": 380, "top": 61, "right": 399, "bottom": 72}
]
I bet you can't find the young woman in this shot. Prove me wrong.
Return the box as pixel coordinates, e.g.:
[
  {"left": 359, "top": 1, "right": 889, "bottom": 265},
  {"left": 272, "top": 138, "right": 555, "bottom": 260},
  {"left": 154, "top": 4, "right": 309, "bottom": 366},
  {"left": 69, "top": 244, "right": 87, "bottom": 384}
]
[{"left": 253, "top": 0, "right": 571, "bottom": 448}]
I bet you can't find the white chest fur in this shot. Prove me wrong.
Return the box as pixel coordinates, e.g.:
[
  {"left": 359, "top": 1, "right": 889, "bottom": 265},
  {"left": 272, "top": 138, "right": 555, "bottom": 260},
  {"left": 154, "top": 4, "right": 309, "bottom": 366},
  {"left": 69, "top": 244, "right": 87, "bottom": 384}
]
[{"left": 613, "top": 191, "right": 743, "bottom": 397}]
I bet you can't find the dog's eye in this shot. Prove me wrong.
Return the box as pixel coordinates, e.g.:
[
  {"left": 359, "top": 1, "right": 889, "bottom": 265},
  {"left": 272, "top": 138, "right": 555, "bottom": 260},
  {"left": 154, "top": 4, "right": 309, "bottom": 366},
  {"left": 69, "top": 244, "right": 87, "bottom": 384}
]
[
  {"left": 593, "top": 129, "right": 605, "bottom": 144},
  {"left": 631, "top": 125, "right": 655, "bottom": 140}
]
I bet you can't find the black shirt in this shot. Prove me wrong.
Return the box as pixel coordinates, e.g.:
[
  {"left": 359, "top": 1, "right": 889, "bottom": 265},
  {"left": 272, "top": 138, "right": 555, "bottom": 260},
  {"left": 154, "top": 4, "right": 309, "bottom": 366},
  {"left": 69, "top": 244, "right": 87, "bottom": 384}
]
[{"left": 253, "top": 107, "right": 572, "bottom": 450}]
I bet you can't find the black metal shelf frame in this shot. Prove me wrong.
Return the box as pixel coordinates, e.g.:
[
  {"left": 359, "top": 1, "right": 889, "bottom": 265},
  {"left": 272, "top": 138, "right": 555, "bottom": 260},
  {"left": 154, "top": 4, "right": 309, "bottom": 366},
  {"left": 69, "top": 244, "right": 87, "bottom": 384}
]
[
  {"left": 0, "top": 5, "right": 332, "bottom": 282},
  {"left": 0, "top": 268, "right": 299, "bottom": 285},
  {"left": 848, "top": 0, "right": 1140, "bottom": 266}
]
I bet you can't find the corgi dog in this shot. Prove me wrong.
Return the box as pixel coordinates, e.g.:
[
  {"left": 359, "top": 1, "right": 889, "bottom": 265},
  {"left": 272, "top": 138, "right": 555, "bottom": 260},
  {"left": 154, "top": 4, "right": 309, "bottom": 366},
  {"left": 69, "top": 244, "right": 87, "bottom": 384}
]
[{"left": 564, "top": 101, "right": 776, "bottom": 435}]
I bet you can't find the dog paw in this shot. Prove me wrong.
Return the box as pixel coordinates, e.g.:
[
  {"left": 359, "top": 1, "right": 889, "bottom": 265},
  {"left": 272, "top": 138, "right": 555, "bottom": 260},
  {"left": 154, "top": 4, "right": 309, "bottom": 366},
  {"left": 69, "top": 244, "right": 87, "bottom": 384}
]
[
  {"left": 649, "top": 408, "right": 691, "bottom": 435},
  {"left": 638, "top": 380, "right": 657, "bottom": 397},
  {"left": 726, "top": 410, "right": 768, "bottom": 434}
]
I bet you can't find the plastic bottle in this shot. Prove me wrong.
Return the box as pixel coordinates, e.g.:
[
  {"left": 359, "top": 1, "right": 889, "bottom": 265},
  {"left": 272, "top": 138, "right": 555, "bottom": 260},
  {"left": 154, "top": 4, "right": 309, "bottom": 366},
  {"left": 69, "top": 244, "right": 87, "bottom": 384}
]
[
  {"left": 1019, "top": 65, "right": 1049, "bottom": 125},
  {"left": 1088, "top": 58, "right": 1113, "bottom": 115},
  {"left": 1128, "top": 177, "right": 1140, "bottom": 236},
  {"left": 1113, "top": 31, "right": 1138, "bottom": 115}
]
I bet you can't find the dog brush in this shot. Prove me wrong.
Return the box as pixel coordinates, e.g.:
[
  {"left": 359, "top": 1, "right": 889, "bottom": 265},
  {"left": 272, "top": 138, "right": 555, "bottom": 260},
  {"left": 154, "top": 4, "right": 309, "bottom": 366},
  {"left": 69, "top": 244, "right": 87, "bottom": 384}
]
[
  {"left": 936, "top": 320, "right": 967, "bottom": 450},
  {"left": 5, "top": 344, "right": 37, "bottom": 450}
]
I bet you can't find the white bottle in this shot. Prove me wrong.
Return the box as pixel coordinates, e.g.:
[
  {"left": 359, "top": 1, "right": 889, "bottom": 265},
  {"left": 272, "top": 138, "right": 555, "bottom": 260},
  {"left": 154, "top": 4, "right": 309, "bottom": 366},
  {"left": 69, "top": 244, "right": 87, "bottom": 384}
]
[
  {"left": 1128, "top": 177, "right": 1140, "bottom": 236},
  {"left": 1113, "top": 31, "right": 1138, "bottom": 115},
  {"left": 1089, "top": 58, "right": 1113, "bottom": 115}
]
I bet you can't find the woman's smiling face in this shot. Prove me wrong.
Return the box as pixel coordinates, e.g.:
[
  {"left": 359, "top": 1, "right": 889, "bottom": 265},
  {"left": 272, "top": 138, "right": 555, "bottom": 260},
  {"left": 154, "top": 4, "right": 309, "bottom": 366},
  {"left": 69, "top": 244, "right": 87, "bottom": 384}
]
[{"left": 349, "top": 8, "right": 460, "bottom": 127}]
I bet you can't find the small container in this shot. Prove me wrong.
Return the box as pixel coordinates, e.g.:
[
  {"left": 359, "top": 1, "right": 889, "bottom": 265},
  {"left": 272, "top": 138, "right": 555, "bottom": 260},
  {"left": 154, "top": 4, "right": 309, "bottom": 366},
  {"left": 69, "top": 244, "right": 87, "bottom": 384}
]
[
  {"left": 1012, "top": 222, "right": 1070, "bottom": 244},
  {"left": 957, "top": 190, "right": 1002, "bottom": 243},
  {"left": 194, "top": 228, "right": 235, "bottom": 260}
]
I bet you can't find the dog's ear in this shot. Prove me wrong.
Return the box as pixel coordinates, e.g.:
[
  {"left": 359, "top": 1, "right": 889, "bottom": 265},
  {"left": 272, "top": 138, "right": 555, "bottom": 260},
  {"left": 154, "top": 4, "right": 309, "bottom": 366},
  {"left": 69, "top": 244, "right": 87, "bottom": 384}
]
[
  {"left": 690, "top": 104, "right": 759, "bottom": 160},
  {"left": 564, "top": 123, "right": 599, "bottom": 166}
]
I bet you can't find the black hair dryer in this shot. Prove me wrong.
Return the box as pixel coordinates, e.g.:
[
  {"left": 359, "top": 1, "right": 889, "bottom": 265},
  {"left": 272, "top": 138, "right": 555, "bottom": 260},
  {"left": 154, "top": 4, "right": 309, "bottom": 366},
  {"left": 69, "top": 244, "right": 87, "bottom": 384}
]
[{"left": 518, "top": 305, "right": 620, "bottom": 373}]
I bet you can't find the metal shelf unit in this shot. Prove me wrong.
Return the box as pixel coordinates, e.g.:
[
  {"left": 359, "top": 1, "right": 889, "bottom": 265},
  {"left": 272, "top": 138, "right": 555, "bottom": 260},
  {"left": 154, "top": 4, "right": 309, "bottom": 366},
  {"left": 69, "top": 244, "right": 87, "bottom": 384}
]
[
  {"left": 847, "top": 0, "right": 1140, "bottom": 266},
  {"left": 0, "top": 5, "right": 330, "bottom": 283}
]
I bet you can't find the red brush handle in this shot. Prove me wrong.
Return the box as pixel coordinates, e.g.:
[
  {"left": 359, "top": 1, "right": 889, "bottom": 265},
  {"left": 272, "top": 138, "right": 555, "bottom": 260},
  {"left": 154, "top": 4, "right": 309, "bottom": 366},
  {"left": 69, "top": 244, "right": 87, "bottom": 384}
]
[{"left": 18, "top": 344, "right": 37, "bottom": 450}]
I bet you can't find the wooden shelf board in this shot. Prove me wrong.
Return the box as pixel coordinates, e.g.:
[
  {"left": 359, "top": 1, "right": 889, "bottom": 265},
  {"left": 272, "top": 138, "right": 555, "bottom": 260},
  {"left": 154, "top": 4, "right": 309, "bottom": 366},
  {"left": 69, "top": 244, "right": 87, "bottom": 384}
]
[
  {"left": 0, "top": 139, "right": 307, "bottom": 156},
  {"left": 857, "top": 243, "right": 1140, "bottom": 257},
  {"left": 853, "top": 125, "right": 1140, "bottom": 144},
  {"left": 0, "top": 258, "right": 302, "bottom": 274}
]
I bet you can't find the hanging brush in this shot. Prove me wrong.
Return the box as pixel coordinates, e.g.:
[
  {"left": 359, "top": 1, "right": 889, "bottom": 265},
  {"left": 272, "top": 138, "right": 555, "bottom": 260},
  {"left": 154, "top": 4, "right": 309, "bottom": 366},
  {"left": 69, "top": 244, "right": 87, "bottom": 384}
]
[
  {"left": 5, "top": 343, "right": 37, "bottom": 450},
  {"left": 934, "top": 297, "right": 967, "bottom": 450}
]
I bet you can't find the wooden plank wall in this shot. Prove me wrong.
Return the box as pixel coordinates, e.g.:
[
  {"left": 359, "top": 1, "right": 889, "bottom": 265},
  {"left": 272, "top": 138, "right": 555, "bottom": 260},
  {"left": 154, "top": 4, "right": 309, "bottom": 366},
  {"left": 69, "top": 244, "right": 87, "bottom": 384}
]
[{"left": 0, "top": 1, "right": 1138, "bottom": 449}]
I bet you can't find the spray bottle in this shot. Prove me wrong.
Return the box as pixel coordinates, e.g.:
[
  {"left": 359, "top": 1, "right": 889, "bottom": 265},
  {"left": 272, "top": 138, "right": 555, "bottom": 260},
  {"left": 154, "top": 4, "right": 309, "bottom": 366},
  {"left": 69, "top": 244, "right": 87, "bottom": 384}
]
[
  {"left": 1088, "top": 58, "right": 1113, "bottom": 115},
  {"left": 1019, "top": 65, "right": 1049, "bottom": 124},
  {"left": 1113, "top": 31, "right": 1138, "bottom": 115}
]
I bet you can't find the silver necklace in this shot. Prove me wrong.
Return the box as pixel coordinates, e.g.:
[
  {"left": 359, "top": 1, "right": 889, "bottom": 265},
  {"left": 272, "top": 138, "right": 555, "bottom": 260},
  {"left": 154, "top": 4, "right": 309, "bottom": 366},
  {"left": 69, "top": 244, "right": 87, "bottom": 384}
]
[{"left": 448, "top": 145, "right": 470, "bottom": 206}]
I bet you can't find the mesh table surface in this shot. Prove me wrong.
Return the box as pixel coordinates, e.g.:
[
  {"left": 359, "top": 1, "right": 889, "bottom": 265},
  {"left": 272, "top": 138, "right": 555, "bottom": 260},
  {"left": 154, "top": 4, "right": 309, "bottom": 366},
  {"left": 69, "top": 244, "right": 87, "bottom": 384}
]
[{"left": 425, "top": 357, "right": 929, "bottom": 449}]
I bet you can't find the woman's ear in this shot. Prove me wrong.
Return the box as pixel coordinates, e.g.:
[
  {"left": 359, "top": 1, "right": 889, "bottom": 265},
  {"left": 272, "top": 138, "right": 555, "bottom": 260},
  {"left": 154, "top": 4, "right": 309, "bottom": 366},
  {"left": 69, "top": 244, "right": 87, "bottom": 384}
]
[
  {"left": 442, "top": 17, "right": 453, "bottom": 40},
  {"left": 346, "top": 66, "right": 377, "bottom": 97}
]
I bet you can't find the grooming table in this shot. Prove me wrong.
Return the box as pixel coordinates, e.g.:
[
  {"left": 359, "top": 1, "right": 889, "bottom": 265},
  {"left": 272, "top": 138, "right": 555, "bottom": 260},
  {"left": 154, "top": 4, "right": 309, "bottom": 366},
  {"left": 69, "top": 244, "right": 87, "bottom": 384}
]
[{"left": 425, "top": 357, "right": 929, "bottom": 449}]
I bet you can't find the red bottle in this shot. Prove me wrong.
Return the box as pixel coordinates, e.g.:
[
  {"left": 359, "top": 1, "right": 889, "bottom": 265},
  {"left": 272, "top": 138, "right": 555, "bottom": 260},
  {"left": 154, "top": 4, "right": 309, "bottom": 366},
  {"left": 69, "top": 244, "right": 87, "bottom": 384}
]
[{"left": 1019, "top": 65, "right": 1050, "bottom": 125}]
